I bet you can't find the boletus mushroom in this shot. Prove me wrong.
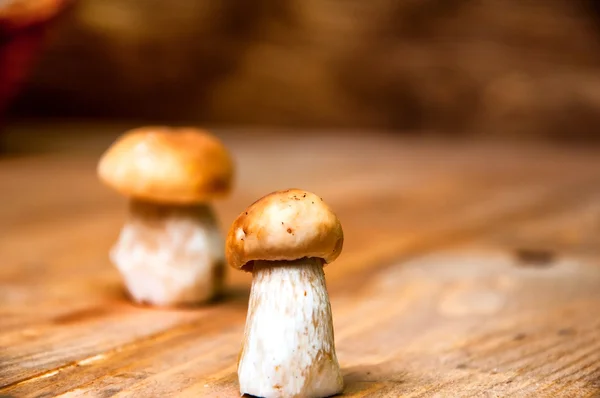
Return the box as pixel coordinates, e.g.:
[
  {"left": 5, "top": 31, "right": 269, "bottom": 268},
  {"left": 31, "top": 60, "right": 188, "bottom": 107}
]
[
  {"left": 226, "top": 189, "right": 344, "bottom": 398},
  {"left": 97, "top": 127, "right": 234, "bottom": 306}
]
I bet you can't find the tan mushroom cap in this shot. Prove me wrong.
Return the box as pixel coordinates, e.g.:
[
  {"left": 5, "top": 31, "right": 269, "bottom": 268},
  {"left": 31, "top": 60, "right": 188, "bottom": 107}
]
[
  {"left": 226, "top": 189, "right": 344, "bottom": 271},
  {"left": 97, "top": 127, "right": 234, "bottom": 204}
]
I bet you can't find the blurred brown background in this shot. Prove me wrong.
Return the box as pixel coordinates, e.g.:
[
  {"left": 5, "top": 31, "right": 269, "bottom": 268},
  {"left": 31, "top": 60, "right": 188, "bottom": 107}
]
[{"left": 6, "top": 0, "right": 600, "bottom": 139}]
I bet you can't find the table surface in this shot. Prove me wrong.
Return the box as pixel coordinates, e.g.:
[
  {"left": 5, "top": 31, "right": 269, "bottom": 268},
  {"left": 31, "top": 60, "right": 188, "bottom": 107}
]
[{"left": 2, "top": 127, "right": 600, "bottom": 397}]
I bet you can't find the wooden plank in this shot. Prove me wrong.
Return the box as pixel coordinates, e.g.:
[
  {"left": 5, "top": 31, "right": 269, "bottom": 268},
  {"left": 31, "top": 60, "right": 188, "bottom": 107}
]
[
  {"left": 2, "top": 131, "right": 600, "bottom": 396},
  {"left": 7, "top": 187, "right": 600, "bottom": 397},
  {"left": 185, "top": 193, "right": 600, "bottom": 397}
]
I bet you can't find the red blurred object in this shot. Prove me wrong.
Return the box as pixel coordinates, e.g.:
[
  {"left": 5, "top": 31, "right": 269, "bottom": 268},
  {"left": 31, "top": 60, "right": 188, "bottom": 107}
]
[{"left": 0, "top": 0, "right": 71, "bottom": 124}]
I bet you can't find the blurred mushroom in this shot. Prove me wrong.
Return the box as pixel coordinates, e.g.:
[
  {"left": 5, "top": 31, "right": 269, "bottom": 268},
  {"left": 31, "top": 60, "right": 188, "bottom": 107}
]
[
  {"left": 0, "top": 0, "right": 70, "bottom": 29},
  {"left": 98, "top": 126, "right": 234, "bottom": 306},
  {"left": 226, "top": 189, "right": 344, "bottom": 398}
]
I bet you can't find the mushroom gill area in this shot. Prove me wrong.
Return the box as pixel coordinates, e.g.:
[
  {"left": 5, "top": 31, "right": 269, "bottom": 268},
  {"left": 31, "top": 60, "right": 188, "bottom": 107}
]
[
  {"left": 110, "top": 199, "right": 225, "bottom": 306},
  {"left": 239, "top": 258, "right": 343, "bottom": 398}
]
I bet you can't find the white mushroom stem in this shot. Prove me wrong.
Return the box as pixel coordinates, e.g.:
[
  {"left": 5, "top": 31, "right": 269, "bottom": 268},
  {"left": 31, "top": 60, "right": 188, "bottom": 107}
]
[
  {"left": 238, "top": 258, "right": 343, "bottom": 398},
  {"left": 110, "top": 199, "right": 225, "bottom": 306}
]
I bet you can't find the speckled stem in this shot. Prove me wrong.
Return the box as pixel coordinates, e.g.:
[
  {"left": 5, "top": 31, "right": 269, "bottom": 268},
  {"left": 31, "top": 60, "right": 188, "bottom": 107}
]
[
  {"left": 110, "top": 199, "right": 225, "bottom": 306},
  {"left": 238, "top": 258, "right": 343, "bottom": 398}
]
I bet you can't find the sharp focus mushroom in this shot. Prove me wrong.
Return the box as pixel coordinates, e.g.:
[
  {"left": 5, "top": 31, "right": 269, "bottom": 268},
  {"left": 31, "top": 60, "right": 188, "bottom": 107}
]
[
  {"left": 226, "top": 189, "right": 344, "bottom": 398},
  {"left": 97, "top": 127, "right": 234, "bottom": 306}
]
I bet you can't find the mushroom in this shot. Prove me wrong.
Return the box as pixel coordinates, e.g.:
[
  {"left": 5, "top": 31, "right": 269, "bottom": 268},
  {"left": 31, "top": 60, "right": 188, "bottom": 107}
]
[
  {"left": 97, "top": 126, "right": 234, "bottom": 306},
  {"left": 226, "top": 189, "right": 344, "bottom": 398}
]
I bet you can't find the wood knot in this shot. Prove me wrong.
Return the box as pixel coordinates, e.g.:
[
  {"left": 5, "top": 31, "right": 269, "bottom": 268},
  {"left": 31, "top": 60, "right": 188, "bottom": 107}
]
[
  {"left": 514, "top": 248, "right": 555, "bottom": 267},
  {"left": 557, "top": 328, "right": 576, "bottom": 336}
]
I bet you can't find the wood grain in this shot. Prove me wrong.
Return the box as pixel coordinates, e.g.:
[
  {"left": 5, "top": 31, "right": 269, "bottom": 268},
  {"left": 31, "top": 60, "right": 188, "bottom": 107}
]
[{"left": 1, "top": 127, "right": 600, "bottom": 397}]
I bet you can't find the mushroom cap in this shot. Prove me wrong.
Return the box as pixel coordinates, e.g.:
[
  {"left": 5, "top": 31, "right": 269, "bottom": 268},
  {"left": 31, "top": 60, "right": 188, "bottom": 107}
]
[
  {"left": 0, "top": 0, "right": 70, "bottom": 29},
  {"left": 97, "top": 127, "right": 234, "bottom": 204},
  {"left": 226, "top": 189, "right": 344, "bottom": 271}
]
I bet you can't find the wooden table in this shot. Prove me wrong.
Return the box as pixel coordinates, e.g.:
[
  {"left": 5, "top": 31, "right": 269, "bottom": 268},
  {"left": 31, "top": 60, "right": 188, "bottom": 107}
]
[{"left": 2, "top": 126, "right": 600, "bottom": 397}]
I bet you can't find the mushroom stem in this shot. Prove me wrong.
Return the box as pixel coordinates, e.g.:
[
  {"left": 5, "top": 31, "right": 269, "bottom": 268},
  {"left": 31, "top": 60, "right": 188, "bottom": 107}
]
[
  {"left": 110, "top": 199, "right": 225, "bottom": 306},
  {"left": 239, "top": 258, "right": 343, "bottom": 398}
]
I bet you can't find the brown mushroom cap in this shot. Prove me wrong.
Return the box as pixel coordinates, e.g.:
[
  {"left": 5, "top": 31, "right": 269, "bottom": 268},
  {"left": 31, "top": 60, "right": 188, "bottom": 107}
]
[
  {"left": 226, "top": 189, "right": 344, "bottom": 271},
  {"left": 97, "top": 127, "right": 234, "bottom": 204}
]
